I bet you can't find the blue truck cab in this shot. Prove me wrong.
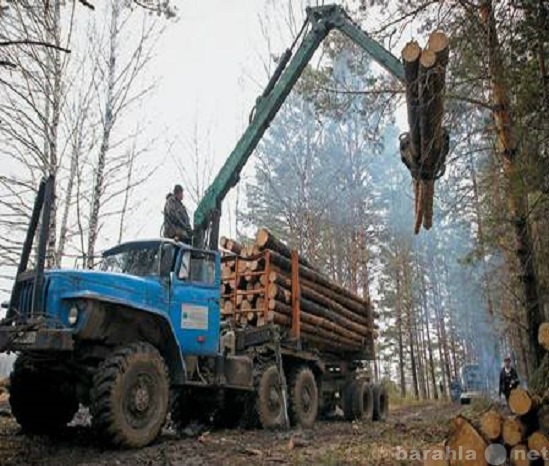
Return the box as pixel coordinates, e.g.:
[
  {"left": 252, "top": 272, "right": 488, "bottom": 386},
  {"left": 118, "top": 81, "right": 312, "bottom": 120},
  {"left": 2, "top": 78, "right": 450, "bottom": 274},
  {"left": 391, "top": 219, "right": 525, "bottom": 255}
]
[{"left": 3, "top": 239, "right": 221, "bottom": 358}]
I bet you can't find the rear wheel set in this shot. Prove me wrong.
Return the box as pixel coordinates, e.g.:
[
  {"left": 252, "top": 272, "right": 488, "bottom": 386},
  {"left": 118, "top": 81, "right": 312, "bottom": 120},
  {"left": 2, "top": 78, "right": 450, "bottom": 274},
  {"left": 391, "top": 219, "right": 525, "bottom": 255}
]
[{"left": 343, "top": 380, "right": 388, "bottom": 422}]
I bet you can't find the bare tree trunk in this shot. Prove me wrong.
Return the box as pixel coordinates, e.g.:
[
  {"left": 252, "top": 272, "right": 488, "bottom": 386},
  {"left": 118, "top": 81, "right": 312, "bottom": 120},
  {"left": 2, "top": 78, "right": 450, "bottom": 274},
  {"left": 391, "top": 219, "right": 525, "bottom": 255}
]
[
  {"left": 479, "top": 0, "right": 544, "bottom": 370},
  {"left": 44, "top": 0, "right": 62, "bottom": 268},
  {"left": 395, "top": 268, "right": 406, "bottom": 397},
  {"left": 86, "top": 1, "right": 120, "bottom": 268}
]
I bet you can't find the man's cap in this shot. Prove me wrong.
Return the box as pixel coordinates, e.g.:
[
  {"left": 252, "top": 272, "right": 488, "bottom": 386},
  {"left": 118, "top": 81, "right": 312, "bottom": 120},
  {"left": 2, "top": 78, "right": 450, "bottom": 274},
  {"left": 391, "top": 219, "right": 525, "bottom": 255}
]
[
  {"left": 174, "top": 184, "right": 183, "bottom": 194},
  {"left": 504, "top": 355, "right": 511, "bottom": 361}
]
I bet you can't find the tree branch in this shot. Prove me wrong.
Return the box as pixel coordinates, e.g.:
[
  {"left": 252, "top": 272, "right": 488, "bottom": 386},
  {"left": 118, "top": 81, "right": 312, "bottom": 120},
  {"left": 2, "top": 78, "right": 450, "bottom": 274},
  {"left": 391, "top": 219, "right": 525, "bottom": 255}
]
[{"left": 0, "top": 40, "right": 71, "bottom": 54}]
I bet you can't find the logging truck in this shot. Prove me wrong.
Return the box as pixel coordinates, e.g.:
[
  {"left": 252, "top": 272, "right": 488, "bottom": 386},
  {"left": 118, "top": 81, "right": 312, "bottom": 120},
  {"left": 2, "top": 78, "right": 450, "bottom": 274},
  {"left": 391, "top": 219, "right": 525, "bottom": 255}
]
[{"left": 0, "top": 4, "right": 448, "bottom": 448}]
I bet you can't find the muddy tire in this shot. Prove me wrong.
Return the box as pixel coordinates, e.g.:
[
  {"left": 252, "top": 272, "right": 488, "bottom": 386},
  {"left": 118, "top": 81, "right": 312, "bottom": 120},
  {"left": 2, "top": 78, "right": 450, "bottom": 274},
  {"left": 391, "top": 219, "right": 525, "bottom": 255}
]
[
  {"left": 352, "top": 381, "right": 374, "bottom": 421},
  {"left": 256, "top": 365, "right": 285, "bottom": 429},
  {"left": 372, "top": 384, "right": 389, "bottom": 421},
  {"left": 91, "top": 342, "right": 169, "bottom": 448},
  {"left": 9, "top": 355, "right": 78, "bottom": 433},
  {"left": 289, "top": 367, "right": 318, "bottom": 428}
]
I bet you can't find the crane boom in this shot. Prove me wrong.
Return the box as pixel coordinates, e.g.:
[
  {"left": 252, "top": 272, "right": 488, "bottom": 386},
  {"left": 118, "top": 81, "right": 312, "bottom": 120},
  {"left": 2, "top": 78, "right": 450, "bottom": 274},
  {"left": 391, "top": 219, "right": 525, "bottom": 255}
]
[{"left": 193, "top": 4, "right": 405, "bottom": 249}]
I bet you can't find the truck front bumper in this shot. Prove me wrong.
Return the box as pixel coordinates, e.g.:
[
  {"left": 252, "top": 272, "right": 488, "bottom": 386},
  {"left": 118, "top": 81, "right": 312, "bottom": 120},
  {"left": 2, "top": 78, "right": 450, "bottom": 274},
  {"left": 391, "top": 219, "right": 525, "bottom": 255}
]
[{"left": 0, "top": 326, "right": 74, "bottom": 352}]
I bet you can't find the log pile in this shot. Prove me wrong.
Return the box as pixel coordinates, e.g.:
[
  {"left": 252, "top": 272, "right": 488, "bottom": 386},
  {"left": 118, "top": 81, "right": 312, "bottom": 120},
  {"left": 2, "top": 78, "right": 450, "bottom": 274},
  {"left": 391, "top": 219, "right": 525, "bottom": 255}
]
[
  {"left": 219, "top": 228, "right": 377, "bottom": 356},
  {"left": 426, "top": 388, "right": 549, "bottom": 465},
  {"left": 399, "top": 31, "right": 450, "bottom": 234}
]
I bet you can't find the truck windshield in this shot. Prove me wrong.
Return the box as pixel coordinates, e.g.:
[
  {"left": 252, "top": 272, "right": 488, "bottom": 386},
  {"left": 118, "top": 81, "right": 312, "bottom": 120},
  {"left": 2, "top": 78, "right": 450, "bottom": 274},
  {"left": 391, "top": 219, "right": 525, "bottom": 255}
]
[{"left": 101, "top": 243, "right": 160, "bottom": 277}]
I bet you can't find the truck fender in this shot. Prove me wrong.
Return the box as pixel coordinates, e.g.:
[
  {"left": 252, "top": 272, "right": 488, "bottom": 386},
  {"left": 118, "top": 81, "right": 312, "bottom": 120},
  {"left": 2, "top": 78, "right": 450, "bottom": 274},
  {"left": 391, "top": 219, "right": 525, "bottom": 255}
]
[{"left": 62, "top": 293, "right": 186, "bottom": 384}]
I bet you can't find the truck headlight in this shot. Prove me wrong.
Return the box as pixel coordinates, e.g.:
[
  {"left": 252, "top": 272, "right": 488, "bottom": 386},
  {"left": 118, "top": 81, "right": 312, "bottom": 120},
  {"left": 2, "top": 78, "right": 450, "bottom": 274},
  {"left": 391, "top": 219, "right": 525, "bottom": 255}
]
[{"left": 68, "top": 306, "right": 79, "bottom": 326}]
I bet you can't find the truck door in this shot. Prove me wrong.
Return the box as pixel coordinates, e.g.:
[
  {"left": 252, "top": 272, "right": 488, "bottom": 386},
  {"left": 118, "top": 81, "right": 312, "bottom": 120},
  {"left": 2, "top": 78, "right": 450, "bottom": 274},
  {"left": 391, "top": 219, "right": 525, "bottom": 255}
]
[{"left": 170, "top": 248, "right": 220, "bottom": 356}]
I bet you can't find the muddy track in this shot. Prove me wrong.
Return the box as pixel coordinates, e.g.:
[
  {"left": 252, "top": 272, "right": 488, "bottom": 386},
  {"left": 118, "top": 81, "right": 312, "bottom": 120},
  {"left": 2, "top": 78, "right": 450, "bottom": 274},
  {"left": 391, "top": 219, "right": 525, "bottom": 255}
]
[{"left": 0, "top": 401, "right": 459, "bottom": 465}]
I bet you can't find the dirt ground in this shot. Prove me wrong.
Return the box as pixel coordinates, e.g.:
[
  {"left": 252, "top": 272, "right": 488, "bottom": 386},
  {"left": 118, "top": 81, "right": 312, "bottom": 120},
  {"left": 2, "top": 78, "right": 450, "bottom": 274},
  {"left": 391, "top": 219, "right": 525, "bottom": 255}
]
[{"left": 0, "top": 398, "right": 460, "bottom": 466}]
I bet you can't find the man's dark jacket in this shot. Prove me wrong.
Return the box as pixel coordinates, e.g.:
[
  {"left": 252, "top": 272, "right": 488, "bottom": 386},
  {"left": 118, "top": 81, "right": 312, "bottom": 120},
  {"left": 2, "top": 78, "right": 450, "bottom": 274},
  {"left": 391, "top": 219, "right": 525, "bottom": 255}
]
[
  {"left": 499, "top": 366, "right": 519, "bottom": 398},
  {"left": 163, "top": 193, "right": 192, "bottom": 241}
]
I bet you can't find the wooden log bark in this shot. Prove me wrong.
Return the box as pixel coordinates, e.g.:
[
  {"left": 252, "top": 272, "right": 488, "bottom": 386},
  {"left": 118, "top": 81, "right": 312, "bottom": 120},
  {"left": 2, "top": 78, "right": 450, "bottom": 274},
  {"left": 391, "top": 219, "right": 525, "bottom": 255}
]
[
  {"left": 537, "top": 403, "right": 549, "bottom": 436},
  {"left": 480, "top": 409, "right": 503, "bottom": 441},
  {"left": 402, "top": 40, "right": 422, "bottom": 163},
  {"left": 503, "top": 416, "right": 527, "bottom": 447},
  {"left": 270, "top": 300, "right": 366, "bottom": 346},
  {"left": 509, "top": 388, "right": 537, "bottom": 416},
  {"left": 268, "top": 282, "right": 372, "bottom": 338},
  {"left": 269, "top": 272, "right": 371, "bottom": 327},
  {"left": 256, "top": 228, "right": 315, "bottom": 269},
  {"left": 272, "top": 310, "right": 362, "bottom": 351},
  {"left": 225, "top": 238, "right": 242, "bottom": 254},
  {"left": 268, "top": 251, "right": 371, "bottom": 313},
  {"left": 417, "top": 41, "right": 447, "bottom": 232}
]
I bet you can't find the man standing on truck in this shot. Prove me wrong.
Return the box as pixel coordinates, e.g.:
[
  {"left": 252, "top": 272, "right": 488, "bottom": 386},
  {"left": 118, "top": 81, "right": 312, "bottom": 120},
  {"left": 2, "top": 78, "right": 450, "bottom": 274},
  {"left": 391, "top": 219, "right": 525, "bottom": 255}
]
[
  {"left": 163, "top": 184, "right": 192, "bottom": 243},
  {"left": 499, "top": 355, "right": 519, "bottom": 403}
]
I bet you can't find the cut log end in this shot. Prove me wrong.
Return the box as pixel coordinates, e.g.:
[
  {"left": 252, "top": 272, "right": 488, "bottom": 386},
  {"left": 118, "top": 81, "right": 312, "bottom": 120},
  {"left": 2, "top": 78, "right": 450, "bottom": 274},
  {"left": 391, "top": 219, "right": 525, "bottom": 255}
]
[
  {"left": 447, "top": 416, "right": 488, "bottom": 466},
  {"left": 503, "top": 416, "right": 526, "bottom": 447},
  {"left": 527, "top": 431, "right": 549, "bottom": 456},
  {"left": 509, "top": 444, "right": 529, "bottom": 466},
  {"left": 255, "top": 227, "right": 270, "bottom": 248},
  {"left": 480, "top": 409, "right": 503, "bottom": 441},
  {"left": 420, "top": 49, "right": 437, "bottom": 69},
  {"left": 427, "top": 31, "right": 449, "bottom": 54},
  {"left": 538, "top": 322, "right": 549, "bottom": 351},
  {"left": 402, "top": 40, "right": 421, "bottom": 63},
  {"left": 509, "top": 388, "right": 535, "bottom": 416}
]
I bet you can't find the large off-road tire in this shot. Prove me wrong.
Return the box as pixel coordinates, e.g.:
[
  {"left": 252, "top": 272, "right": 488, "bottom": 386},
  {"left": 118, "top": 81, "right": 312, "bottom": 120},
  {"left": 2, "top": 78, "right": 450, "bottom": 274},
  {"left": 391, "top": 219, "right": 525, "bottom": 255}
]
[
  {"left": 91, "top": 342, "right": 169, "bottom": 448},
  {"left": 256, "top": 365, "right": 285, "bottom": 429},
  {"left": 372, "top": 384, "right": 389, "bottom": 421},
  {"left": 9, "top": 355, "right": 78, "bottom": 433},
  {"left": 289, "top": 367, "right": 318, "bottom": 428},
  {"left": 352, "top": 381, "right": 374, "bottom": 421}
]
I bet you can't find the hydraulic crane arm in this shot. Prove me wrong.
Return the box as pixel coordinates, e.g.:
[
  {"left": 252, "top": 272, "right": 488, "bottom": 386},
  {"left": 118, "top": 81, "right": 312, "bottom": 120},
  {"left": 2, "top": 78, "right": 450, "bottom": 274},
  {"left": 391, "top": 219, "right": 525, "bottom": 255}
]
[{"left": 193, "top": 4, "right": 405, "bottom": 250}]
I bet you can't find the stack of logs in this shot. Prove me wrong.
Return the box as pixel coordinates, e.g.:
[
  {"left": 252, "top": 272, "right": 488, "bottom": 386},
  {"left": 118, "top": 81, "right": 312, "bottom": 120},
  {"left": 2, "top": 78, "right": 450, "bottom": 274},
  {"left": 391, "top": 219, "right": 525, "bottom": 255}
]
[
  {"left": 425, "top": 388, "right": 549, "bottom": 466},
  {"left": 219, "top": 228, "right": 377, "bottom": 355},
  {"left": 424, "top": 319, "right": 549, "bottom": 466},
  {"left": 400, "top": 31, "right": 450, "bottom": 235}
]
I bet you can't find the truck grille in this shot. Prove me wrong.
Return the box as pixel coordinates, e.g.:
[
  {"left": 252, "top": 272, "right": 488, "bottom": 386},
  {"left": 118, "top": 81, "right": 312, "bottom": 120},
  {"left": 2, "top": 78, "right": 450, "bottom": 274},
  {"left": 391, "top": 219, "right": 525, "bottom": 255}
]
[{"left": 13, "top": 276, "right": 35, "bottom": 318}]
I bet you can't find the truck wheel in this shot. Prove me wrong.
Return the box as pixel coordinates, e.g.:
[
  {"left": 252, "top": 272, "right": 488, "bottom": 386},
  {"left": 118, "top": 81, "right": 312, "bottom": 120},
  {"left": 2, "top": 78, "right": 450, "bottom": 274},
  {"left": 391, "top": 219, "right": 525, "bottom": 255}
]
[
  {"left": 91, "top": 342, "right": 169, "bottom": 448},
  {"left": 372, "top": 384, "right": 389, "bottom": 421},
  {"left": 352, "top": 381, "right": 374, "bottom": 421},
  {"left": 289, "top": 367, "right": 318, "bottom": 428},
  {"left": 256, "top": 365, "right": 285, "bottom": 429},
  {"left": 9, "top": 355, "right": 78, "bottom": 433}
]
